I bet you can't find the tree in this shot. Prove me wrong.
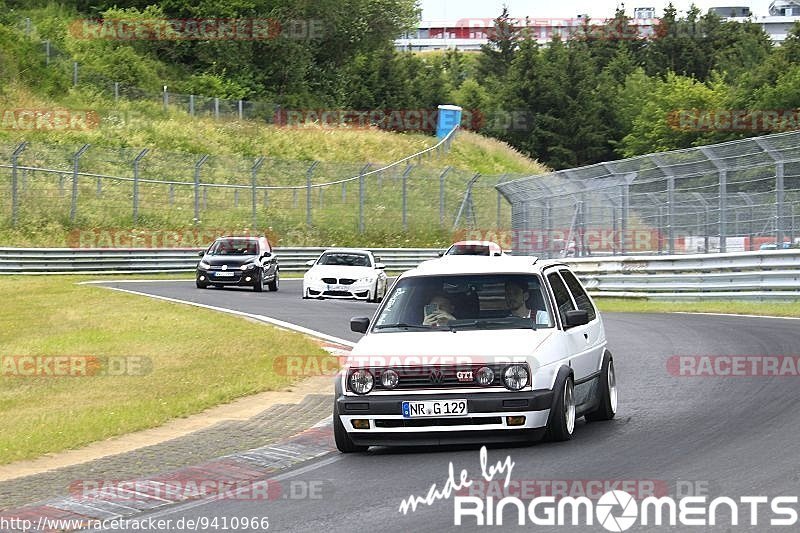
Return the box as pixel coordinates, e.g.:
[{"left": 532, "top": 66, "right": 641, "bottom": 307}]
[{"left": 476, "top": 7, "right": 519, "bottom": 84}]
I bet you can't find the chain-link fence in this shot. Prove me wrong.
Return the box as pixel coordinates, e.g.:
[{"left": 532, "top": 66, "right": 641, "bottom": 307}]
[
  {"left": 0, "top": 130, "right": 523, "bottom": 243},
  {"left": 497, "top": 130, "right": 800, "bottom": 257}
]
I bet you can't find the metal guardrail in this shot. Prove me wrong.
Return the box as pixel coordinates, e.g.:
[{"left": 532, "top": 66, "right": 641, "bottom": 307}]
[
  {"left": 563, "top": 249, "right": 800, "bottom": 300},
  {"left": 1, "top": 247, "right": 797, "bottom": 300},
  {"left": 0, "top": 247, "right": 444, "bottom": 275}
]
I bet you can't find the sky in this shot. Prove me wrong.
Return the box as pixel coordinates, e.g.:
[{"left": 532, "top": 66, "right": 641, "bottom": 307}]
[{"left": 418, "top": 0, "right": 776, "bottom": 20}]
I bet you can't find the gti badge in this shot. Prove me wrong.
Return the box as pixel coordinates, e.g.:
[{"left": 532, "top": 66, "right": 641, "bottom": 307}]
[{"left": 456, "top": 371, "right": 474, "bottom": 383}]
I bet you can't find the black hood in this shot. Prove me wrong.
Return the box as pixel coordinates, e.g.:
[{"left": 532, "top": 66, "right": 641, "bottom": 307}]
[{"left": 202, "top": 255, "right": 257, "bottom": 267}]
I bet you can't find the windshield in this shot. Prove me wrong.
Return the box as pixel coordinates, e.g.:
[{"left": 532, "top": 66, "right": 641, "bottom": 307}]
[
  {"left": 207, "top": 239, "right": 258, "bottom": 256},
  {"left": 447, "top": 244, "right": 490, "bottom": 256},
  {"left": 317, "top": 253, "right": 371, "bottom": 267},
  {"left": 373, "top": 274, "right": 554, "bottom": 332}
]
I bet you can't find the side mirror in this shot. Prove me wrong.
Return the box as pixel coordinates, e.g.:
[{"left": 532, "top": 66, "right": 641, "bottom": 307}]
[
  {"left": 305, "top": 259, "right": 316, "bottom": 267},
  {"left": 564, "top": 309, "right": 589, "bottom": 328},
  {"left": 350, "top": 317, "right": 370, "bottom": 334},
  {"left": 375, "top": 262, "right": 386, "bottom": 270},
  {"left": 437, "top": 250, "right": 445, "bottom": 257},
  {"left": 197, "top": 250, "right": 205, "bottom": 257},
  {"left": 261, "top": 251, "right": 272, "bottom": 259}
]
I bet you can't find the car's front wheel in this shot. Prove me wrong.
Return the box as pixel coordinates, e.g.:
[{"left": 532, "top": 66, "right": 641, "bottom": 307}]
[
  {"left": 333, "top": 403, "right": 368, "bottom": 453},
  {"left": 196, "top": 280, "right": 208, "bottom": 289},
  {"left": 268, "top": 270, "right": 279, "bottom": 292},
  {"left": 546, "top": 372, "right": 575, "bottom": 442},
  {"left": 585, "top": 352, "right": 617, "bottom": 422}
]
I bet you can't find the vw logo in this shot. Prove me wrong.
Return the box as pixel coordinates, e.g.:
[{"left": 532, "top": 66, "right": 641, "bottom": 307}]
[
  {"left": 429, "top": 369, "right": 444, "bottom": 384},
  {"left": 221, "top": 264, "right": 228, "bottom": 271}
]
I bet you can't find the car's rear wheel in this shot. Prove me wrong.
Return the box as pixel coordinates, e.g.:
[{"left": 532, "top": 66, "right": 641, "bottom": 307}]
[
  {"left": 333, "top": 402, "right": 368, "bottom": 453},
  {"left": 268, "top": 270, "right": 279, "bottom": 292},
  {"left": 546, "top": 374, "right": 575, "bottom": 442},
  {"left": 585, "top": 352, "right": 617, "bottom": 422}
]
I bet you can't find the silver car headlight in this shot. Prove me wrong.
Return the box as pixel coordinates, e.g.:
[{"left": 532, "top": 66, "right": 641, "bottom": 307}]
[
  {"left": 348, "top": 369, "right": 374, "bottom": 395},
  {"left": 502, "top": 365, "right": 530, "bottom": 391},
  {"left": 240, "top": 262, "right": 256, "bottom": 271}
]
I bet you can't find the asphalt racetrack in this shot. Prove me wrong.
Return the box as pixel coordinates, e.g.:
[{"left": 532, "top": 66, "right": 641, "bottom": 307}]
[{"left": 96, "top": 278, "right": 800, "bottom": 532}]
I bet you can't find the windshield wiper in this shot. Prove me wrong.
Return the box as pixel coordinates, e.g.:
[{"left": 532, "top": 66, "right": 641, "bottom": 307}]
[
  {"left": 373, "top": 323, "right": 433, "bottom": 331},
  {"left": 447, "top": 318, "right": 537, "bottom": 331}
]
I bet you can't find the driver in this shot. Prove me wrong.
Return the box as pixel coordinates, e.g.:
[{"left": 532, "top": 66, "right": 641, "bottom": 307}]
[
  {"left": 422, "top": 294, "right": 456, "bottom": 326},
  {"left": 505, "top": 280, "right": 531, "bottom": 318}
]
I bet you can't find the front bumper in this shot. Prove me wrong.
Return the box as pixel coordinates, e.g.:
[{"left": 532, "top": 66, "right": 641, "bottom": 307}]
[
  {"left": 336, "top": 389, "right": 554, "bottom": 446},
  {"left": 305, "top": 279, "right": 373, "bottom": 299},
  {"left": 197, "top": 267, "right": 276, "bottom": 286}
]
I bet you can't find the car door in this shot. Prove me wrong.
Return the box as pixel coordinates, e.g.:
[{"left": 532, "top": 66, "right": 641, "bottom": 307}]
[
  {"left": 545, "top": 268, "right": 597, "bottom": 405},
  {"left": 559, "top": 268, "right": 606, "bottom": 375}
]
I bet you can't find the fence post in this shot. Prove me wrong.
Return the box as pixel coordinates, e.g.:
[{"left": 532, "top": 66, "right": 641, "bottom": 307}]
[
  {"left": 358, "top": 163, "right": 371, "bottom": 234},
  {"left": 10, "top": 142, "right": 27, "bottom": 227},
  {"left": 439, "top": 166, "right": 451, "bottom": 227},
  {"left": 70, "top": 144, "right": 90, "bottom": 223},
  {"left": 251, "top": 157, "right": 265, "bottom": 228},
  {"left": 96, "top": 176, "right": 102, "bottom": 197},
  {"left": 496, "top": 174, "right": 508, "bottom": 229},
  {"left": 132, "top": 148, "right": 148, "bottom": 224},
  {"left": 238, "top": 100, "right": 243, "bottom": 121},
  {"left": 189, "top": 94, "right": 195, "bottom": 117},
  {"left": 402, "top": 164, "right": 413, "bottom": 230},
  {"left": 776, "top": 161, "right": 785, "bottom": 247},
  {"left": 113, "top": 82, "right": 119, "bottom": 102},
  {"left": 306, "top": 161, "right": 319, "bottom": 226},
  {"left": 169, "top": 183, "right": 174, "bottom": 206},
  {"left": 214, "top": 98, "right": 219, "bottom": 120},
  {"left": 667, "top": 176, "right": 675, "bottom": 255},
  {"left": 163, "top": 86, "right": 169, "bottom": 112},
  {"left": 44, "top": 40, "right": 50, "bottom": 65},
  {"left": 72, "top": 61, "right": 78, "bottom": 86},
  {"left": 719, "top": 169, "right": 727, "bottom": 253},
  {"left": 24, "top": 17, "right": 31, "bottom": 36},
  {"left": 193, "top": 155, "right": 209, "bottom": 225}
]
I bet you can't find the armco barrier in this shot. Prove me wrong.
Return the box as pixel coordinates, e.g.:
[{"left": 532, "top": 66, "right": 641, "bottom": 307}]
[{"left": 0, "top": 247, "right": 798, "bottom": 300}]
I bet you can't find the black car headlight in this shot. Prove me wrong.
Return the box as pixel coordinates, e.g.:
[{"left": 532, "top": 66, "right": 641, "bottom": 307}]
[
  {"left": 348, "top": 369, "right": 374, "bottom": 395},
  {"left": 502, "top": 365, "right": 530, "bottom": 391}
]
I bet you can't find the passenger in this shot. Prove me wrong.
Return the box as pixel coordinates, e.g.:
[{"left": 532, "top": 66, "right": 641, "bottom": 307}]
[
  {"left": 505, "top": 280, "right": 532, "bottom": 318},
  {"left": 422, "top": 294, "right": 456, "bottom": 326}
]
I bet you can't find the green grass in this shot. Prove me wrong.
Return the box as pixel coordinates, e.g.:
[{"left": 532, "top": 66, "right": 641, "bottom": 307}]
[
  {"left": 595, "top": 298, "right": 800, "bottom": 318},
  {"left": 0, "top": 276, "right": 326, "bottom": 464}
]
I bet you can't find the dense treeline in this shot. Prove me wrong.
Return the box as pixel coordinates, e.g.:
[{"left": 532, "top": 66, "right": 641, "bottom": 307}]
[{"left": 2, "top": 1, "right": 800, "bottom": 169}]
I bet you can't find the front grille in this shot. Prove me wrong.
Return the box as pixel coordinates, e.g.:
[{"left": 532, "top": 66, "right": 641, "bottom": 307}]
[
  {"left": 339, "top": 278, "right": 356, "bottom": 285},
  {"left": 375, "top": 417, "right": 502, "bottom": 428},
  {"left": 322, "top": 278, "right": 337, "bottom": 284},
  {"left": 362, "top": 364, "right": 515, "bottom": 391}
]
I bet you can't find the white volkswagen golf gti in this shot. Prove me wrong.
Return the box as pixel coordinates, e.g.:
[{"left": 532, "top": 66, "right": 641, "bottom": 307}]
[{"left": 334, "top": 255, "right": 617, "bottom": 452}]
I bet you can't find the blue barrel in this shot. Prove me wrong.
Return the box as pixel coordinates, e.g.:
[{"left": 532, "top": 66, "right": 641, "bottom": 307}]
[{"left": 437, "top": 105, "right": 462, "bottom": 138}]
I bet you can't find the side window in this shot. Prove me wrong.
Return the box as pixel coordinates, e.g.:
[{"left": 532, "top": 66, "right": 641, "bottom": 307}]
[
  {"left": 560, "top": 269, "right": 597, "bottom": 321},
  {"left": 546, "top": 272, "right": 576, "bottom": 326}
]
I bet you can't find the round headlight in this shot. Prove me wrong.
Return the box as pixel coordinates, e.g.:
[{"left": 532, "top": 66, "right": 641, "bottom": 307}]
[
  {"left": 348, "top": 369, "right": 374, "bottom": 395},
  {"left": 380, "top": 369, "right": 400, "bottom": 389},
  {"left": 502, "top": 365, "right": 530, "bottom": 391},
  {"left": 475, "top": 366, "right": 495, "bottom": 387}
]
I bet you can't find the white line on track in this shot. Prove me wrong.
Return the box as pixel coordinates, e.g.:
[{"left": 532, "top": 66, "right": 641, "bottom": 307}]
[
  {"left": 672, "top": 312, "right": 800, "bottom": 321},
  {"left": 90, "top": 285, "right": 355, "bottom": 347}
]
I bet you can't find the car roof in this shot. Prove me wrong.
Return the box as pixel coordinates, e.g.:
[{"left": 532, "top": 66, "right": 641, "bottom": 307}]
[
  {"left": 320, "top": 248, "right": 373, "bottom": 255},
  {"left": 402, "top": 255, "right": 569, "bottom": 277}
]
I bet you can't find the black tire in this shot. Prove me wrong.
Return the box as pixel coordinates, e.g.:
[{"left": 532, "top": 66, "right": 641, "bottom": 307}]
[
  {"left": 368, "top": 280, "right": 379, "bottom": 303},
  {"left": 585, "top": 352, "right": 617, "bottom": 422},
  {"left": 546, "top": 372, "right": 576, "bottom": 442},
  {"left": 333, "top": 402, "right": 367, "bottom": 453},
  {"left": 196, "top": 281, "right": 208, "bottom": 289},
  {"left": 268, "top": 270, "right": 279, "bottom": 292},
  {"left": 253, "top": 270, "right": 264, "bottom": 292}
]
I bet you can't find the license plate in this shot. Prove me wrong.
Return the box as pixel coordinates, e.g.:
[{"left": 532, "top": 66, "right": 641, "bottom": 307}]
[
  {"left": 402, "top": 400, "right": 468, "bottom": 418},
  {"left": 215, "top": 272, "right": 235, "bottom": 277},
  {"left": 328, "top": 285, "right": 347, "bottom": 291}
]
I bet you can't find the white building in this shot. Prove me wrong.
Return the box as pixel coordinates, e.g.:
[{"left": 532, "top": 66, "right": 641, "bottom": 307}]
[{"left": 395, "top": 4, "right": 800, "bottom": 52}]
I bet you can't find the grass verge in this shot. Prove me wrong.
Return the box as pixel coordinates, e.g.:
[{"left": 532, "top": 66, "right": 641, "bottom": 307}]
[
  {"left": 595, "top": 298, "right": 800, "bottom": 318},
  {"left": 0, "top": 276, "right": 326, "bottom": 465}
]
